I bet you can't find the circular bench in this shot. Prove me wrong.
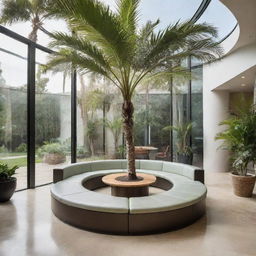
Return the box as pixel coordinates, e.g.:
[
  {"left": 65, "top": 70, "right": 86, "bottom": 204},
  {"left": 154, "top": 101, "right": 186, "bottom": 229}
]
[{"left": 51, "top": 160, "right": 206, "bottom": 235}]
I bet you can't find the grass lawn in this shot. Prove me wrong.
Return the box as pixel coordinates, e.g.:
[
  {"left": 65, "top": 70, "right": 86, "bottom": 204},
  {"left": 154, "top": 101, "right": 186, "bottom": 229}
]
[
  {"left": 0, "top": 157, "right": 42, "bottom": 168},
  {"left": 0, "top": 152, "right": 27, "bottom": 158}
]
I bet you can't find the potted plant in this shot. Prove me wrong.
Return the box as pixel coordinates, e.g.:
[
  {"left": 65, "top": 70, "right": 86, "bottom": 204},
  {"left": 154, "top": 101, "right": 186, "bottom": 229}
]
[
  {"left": 164, "top": 122, "right": 193, "bottom": 165},
  {"left": 0, "top": 163, "right": 18, "bottom": 202},
  {"left": 216, "top": 107, "right": 256, "bottom": 197},
  {"left": 38, "top": 142, "right": 66, "bottom": 165}
]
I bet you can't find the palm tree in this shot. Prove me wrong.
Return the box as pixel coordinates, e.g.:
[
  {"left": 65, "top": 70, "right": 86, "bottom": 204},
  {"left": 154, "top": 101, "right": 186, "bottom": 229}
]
[
  {"left": 45, "top": 0, "right": 222, "bottom": 180},
  {"left": 0, "top": 0, "right": 54, "bottom": 42}
]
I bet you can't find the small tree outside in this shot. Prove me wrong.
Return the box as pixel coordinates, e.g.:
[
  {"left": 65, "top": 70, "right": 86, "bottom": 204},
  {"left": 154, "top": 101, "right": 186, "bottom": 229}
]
[
  {"left": 0, "top": 0, "right": 54, "bottom": 42},
  {"left": 105, "top": 117, "right": 123, "bottom": 158},
  {"left": 78, "top": 75, "right": 105, "bottom": 156}
]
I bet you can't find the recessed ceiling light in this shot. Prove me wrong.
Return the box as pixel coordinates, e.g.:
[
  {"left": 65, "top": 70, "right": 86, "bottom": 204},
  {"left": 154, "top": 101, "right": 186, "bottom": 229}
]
[
  {"left": 241, "top": 84, "right": 246, "bottom": 87},
  {"left": 241, "top": 76, "right": 245, "bottom": 79}
]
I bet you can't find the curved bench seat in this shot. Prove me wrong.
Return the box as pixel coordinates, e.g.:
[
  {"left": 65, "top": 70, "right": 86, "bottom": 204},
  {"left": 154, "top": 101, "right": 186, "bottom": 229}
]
[
  {"left": 51, "top": 160, "right": 206, "bottom": 234},
  {"left": 130, "top": 170, "right": 206, "bottom": 214},
  {"left": 52, "top": 170, "right": 127, "bottom": 213}
]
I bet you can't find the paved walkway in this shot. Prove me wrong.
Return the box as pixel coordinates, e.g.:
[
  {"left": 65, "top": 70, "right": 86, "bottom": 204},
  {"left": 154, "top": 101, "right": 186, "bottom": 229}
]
[{"left": 14, "top": 162, "right": 68, "bottom": 190}]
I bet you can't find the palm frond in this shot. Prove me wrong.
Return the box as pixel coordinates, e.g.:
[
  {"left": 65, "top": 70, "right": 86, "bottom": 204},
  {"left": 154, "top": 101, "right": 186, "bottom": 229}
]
[
  {"left": 45, "top": 48, "right": 108, "bottom": 77},
  {"left": 0, "top": 0, "right": 31, "bottom": 24},
  {"left": 144, "top": 21, "right": 220, "bottom": 66},
  {"left": 116, "top": 0, "right": 140, "bottom": 35},
  {"left": 49, "top": 32, "right": 111, "bottom": 69},
  {"left": 144, "top": 66, "right": 191, "bottom": 86},
  {"left": 48, "top": 0, "right": 133, "bottom": 65}
]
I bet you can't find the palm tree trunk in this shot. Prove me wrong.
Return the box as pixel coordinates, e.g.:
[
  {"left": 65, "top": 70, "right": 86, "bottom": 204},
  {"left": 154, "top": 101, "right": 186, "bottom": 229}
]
[
  {"left": 28, "top": 16, "right": 40, "bottom": 42},
  {"left": 28, "top": 26, "right": 38, "bottom": 42},
  {"left": 122, "top": 100, "right": 137, "bottom": 180}
]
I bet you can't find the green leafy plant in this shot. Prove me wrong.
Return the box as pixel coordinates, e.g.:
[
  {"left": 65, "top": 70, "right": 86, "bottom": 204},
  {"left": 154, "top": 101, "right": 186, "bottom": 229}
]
[
  {"left": 86, "top": 119, "right": 99, "bottom": 156},
  {"left": 0, "top": 145, "right": 8, "bottom": 154},
  {"left": 45, "top": 0, "right": 222, "bottom": 179},
  {"left": 216, "top": 106, "right": 256, "bottom": 176},
  {"left": 16, "top": 143, "right": 27, "bottom": 153},
  {"left": 116, "top": 145, "right": 126, "bottom": 159},
  {"left": 0, "top": 163, "right": 18, "bottom": 181},
  {"left": 164, "top": 122, "right": 193, "bottom": 155},
  {"left": 104, "top": 118, "right": 123, "bottom": 156},
  {"left": 77, "top": 146, "right": 89, "bottom": 159},
  {"left": 37, "top": 142, "right": 66, "bottom": 157}
]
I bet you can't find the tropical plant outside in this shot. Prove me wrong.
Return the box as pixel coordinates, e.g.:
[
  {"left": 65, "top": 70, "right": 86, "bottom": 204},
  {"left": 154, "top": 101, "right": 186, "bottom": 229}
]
[
  {"left": 164, "top": 122, "right": 193, "bottom": 156},
  {"left": 43, "top": 0, "right": 221, "bottom": 179},
  {"left": 215, "top": 106, "right": 256, "bottom": 176},
  {"left": 104, "top": 117, "right": 123, "bottom": 157},
  {"left": 0, "top": 0, "right": 54, "bottom": 42},
  {"left": 37, "top": 142, "right": 66, "bottom": 157}
]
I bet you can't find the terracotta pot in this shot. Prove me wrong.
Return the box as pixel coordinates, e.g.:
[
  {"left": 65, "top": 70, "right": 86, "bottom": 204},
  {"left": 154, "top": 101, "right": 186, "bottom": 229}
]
[
  {"left": 43, "top": 153, "right": 66, "bottom": 165},
  {"left": 0, "top": 177, "right": 17, "bottom": 202},
  {"left": 231, "top": 173, "right": 256, "bottom": 197}
]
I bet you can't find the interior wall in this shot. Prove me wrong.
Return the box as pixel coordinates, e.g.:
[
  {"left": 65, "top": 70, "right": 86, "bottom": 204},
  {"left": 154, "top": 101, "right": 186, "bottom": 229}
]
[
  {"left": 203, "top": 87, "right": 230, "bottom": 172},
  {"left": 229, "top": 92, "right": 253, "bottom": 114}
]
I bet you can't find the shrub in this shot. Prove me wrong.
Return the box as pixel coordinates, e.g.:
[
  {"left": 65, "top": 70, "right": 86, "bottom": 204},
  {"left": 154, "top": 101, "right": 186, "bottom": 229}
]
[
  {"left": 37, "top": 142, "right": 66, "bottom": 158},
  {"left": 16, "top": 143, "right": 27, "bottom": 153},
  {"left": 77, "top": 146, "right": 88, "bottom": 159},
  {"left": 0, "top": 145, "right": 8, "bottom": 154}
]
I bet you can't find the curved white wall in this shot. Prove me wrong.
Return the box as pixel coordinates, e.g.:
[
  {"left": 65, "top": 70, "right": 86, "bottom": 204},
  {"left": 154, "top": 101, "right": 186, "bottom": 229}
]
[
  {"left": 221, "top": 25, "right": 240, "bottom": 54},
  {"left": 203, "top": 89, "right": 230, "bottom": 172}
]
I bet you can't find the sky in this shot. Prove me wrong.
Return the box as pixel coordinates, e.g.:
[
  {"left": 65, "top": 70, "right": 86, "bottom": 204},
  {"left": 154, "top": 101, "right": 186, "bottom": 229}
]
[{"left": 0, "top": 0, "right": 237, "bottom": 93}]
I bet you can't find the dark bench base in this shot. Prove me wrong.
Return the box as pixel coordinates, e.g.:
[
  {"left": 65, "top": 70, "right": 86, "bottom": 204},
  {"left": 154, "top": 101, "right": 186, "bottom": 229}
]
[
  {"left": 52, "top": 175, "right": 205, "bottom": 235},
  {"left": 52, "top": 196, "right": 205, "bottom": 235}
]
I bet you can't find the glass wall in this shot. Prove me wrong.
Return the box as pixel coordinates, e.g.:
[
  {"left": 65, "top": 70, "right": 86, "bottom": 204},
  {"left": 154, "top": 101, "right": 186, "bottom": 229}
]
[
  {"left": 191, "top": 67, "right": 203, "bottom": 167},
  {"left": 0, "top": 26, "right": 204, "bottom": 191},
  {"left": 76, "top": 74, "right": 106, "bottom": 162},
  {"left": 172, "top": 75, "right": 189, "bottom": 163},
  {"left": 0, "top": 34, "right": 28, "bottom": 190},
  {"left": 35, "top": 49, "right": 71, "bottom": 186}
]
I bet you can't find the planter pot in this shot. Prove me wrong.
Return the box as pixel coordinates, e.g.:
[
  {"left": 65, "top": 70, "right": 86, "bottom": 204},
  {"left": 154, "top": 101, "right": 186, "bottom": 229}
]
[
  {"left": 0, "top": 177, "right": 17, "bottom": 202},
  {"left": 231, "top": 173, "right": 256, "bottom": 197},
  {"left": 177, "top": 153, "right": 193, "bottom": 165},
  {"left": 43, "top": 153, "right": 66, "bottom": 165}
]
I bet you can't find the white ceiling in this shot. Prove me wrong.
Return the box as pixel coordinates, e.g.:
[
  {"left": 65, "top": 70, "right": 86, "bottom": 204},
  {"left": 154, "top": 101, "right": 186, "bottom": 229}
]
[
  {"left": 220, "top": 0, "right": 256, "bottom": 51},
  {"left": 214, "top": 66, "right": 256, "bottom": 92},
  {"left": 215, "top": 0, "right": 256, "bottom": 92}
]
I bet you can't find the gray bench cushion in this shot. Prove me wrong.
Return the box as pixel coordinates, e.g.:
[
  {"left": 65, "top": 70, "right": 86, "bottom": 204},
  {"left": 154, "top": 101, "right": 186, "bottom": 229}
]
[
  {"left": 52, "top": 190, "right": 129, "bottom": 213},
  {"left": 129, "top": 172, "right": 206, "bottom": 214},
  {"left": 162, "top": 161, "right": 201, "bottom": 180},
  {"left": 59, "top": 160, "right": 203, "bottom": 182},
  {"left": 140, "top": 160, "right": 163, "bottom": 171},
  {"left": 62, "top": 162, "right": 92, "bottom": 179},
  {"left": 51, "top": 170, "right": 128, "bottom": 213},
  {"left": 91, "top": 160, "right": 123, "bottom": 171}
]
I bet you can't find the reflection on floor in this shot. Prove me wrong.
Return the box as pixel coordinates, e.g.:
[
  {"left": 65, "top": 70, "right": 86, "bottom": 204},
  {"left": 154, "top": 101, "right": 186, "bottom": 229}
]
[{"left": 0, "top": 172, "right": 256, "bottom": 256}]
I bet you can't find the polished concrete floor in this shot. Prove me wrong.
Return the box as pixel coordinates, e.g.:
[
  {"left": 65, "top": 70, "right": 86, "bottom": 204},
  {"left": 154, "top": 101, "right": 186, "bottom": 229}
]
[{"left": 0, "top": 172, "right": 256, "bottom": 256}]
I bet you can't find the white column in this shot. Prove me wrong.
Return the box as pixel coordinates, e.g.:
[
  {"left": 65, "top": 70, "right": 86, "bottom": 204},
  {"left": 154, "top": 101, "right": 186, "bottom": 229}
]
[{"left": 203, "top": 88, "right": 230, "bottom": 172}]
